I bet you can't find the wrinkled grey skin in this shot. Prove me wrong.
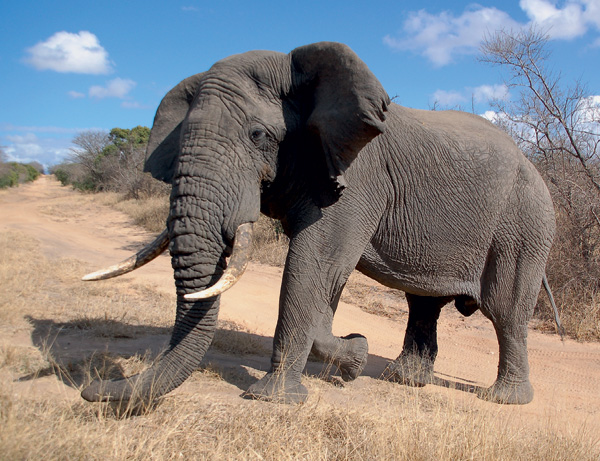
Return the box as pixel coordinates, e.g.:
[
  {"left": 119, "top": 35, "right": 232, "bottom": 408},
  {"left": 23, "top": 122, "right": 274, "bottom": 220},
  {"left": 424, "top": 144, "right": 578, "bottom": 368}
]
[{"left": 81, "top": 42, "right": 555, "bottom": 406}]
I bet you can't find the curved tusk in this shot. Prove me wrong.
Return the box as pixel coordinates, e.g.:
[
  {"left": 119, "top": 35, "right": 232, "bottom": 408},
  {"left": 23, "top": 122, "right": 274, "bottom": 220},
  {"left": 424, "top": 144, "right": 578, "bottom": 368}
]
[
  {"left": 82, "top": 229, "right": 169, "bottom": 281},
  {"left": 184, "top": 222, "right": 253, "bottom": 301}
]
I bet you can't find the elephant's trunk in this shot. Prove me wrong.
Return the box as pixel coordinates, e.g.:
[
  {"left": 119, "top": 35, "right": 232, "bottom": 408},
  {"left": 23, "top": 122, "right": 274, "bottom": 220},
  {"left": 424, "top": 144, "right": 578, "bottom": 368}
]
[
  {"left": 81, "top": 296, "right": 219, "bottom": 403},
  {"left": 81, "top": 171, "right": 233, "bottom": 403}
]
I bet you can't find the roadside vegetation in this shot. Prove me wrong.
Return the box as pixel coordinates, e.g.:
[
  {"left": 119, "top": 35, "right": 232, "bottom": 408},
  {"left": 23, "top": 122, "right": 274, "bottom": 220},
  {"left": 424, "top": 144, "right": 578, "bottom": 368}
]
[
  {"left": 0, "top": 147, "right": 44, "bottom": 188},
  {"left": 50, "top": 126, "right": 168, "bottom": 199}
]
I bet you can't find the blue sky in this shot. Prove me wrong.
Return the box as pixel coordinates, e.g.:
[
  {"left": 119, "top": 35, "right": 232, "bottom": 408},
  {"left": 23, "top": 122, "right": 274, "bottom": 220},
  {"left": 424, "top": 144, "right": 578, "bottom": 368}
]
[{"left": 1, "top": 1, "right": 599, "bottom": 168}]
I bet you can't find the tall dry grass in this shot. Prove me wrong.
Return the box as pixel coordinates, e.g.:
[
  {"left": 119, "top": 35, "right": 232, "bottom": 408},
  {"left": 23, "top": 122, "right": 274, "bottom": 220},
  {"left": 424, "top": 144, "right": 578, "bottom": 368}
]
[
  {"left": 250, "top": 215, "right": 289, "bottom": 266},
  {"left": 1, "top": 230, "right": 599, "bottom": 459},
  {"left": 2, "top": 378, "right": 597, "bottom": 460},
  {"left": 97, "top": 191, "right": 171, "bottom": 233}
]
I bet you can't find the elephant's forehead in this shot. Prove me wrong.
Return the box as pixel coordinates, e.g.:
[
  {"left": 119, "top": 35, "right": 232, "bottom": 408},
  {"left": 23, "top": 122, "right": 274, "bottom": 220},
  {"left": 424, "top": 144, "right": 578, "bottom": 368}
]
[
  {"left": 215, "top": 49, "right": 285, "bottom": 66},
  {"left": 208, "top": 50, "right": 290, "bottom": 95}
]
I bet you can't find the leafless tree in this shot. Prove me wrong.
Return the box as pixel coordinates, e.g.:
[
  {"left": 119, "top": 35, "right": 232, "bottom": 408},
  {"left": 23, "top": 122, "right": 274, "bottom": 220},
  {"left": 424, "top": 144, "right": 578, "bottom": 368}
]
[
  {"left": 69, "top": 130, "right": 111, "bottom": 188},
  {"left": 481, "top": 27, "right": 600, "bottom": 189},
  {"left": 480, "top": 27, "right": 600, "bottom": 336}
]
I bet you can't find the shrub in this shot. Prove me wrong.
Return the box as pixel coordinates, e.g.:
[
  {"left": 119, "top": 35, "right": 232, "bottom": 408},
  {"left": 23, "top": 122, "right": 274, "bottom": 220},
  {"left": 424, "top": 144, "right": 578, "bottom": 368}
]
[{"left": 0, "top": 162, "right": 40, "bottom": 189}]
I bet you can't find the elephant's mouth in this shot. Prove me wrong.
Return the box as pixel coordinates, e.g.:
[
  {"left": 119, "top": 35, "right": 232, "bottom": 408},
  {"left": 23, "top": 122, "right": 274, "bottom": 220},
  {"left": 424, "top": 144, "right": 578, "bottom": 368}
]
[{"left": 81, "top": 222, "right": 254, "bottom": 298}]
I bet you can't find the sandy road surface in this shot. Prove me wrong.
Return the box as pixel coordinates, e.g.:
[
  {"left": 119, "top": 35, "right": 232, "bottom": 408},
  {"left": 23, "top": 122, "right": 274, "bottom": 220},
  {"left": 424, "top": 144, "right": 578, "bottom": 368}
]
[{"left": 2, "top": 176, "right": 599, "bottom": 431}]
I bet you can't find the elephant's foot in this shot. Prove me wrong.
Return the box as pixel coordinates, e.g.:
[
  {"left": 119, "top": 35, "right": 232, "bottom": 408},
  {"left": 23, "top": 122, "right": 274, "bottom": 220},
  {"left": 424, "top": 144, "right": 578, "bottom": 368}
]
[
  {"left": 479, "top": 378, "right": 534, "bottom": 405},
  {"left": 243, "top": 372, "right": 308, "bottom": 404},
  {"left": 337, "top": 334, "right": 369, "bottom": 382},
  {"left": 382, "top": 354, "right": 434, "bottom": 387}
]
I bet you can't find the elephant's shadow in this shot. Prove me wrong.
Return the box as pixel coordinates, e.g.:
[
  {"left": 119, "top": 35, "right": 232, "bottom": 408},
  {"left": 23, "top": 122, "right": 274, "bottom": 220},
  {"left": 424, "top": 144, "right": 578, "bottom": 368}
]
[{"left": 21, "top": 315, "right": 486, "bottom": 399}]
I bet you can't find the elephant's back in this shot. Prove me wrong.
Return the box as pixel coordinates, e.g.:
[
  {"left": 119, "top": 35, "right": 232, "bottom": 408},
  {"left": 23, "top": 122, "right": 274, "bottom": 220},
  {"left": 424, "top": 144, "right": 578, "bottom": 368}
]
[{"left": 387, "top": 104, "right": 524, "bottom": 164}]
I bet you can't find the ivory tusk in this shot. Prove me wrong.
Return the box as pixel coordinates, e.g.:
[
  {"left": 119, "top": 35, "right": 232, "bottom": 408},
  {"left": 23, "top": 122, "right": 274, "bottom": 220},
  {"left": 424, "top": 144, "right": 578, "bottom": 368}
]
[
  {"left": 184, "top": 222, "right": 253, "bottom": 300},
  {"left": 82, "top": 229, "right": 169, "bottom": 281}
]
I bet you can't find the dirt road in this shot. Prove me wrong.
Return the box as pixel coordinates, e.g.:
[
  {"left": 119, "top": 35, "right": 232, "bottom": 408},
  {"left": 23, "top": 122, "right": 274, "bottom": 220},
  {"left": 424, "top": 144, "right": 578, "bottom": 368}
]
[{"left": 2, "top": 176, "right": 599, "bottom": 431}]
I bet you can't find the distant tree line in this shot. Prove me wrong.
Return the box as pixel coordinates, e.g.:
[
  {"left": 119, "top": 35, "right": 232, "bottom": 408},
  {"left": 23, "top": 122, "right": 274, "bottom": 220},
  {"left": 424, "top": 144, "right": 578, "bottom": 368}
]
[
  {"left": 51, "top": 126, "right": 168, "bottom": 199},
  {"left": 0, "top": 147, "right": 43, "bottom": 189}
]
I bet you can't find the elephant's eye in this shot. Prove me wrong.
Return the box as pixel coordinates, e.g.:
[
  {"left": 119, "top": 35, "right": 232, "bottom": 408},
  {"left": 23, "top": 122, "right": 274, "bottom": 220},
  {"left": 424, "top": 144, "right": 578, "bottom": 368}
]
[{"left": 250, "top": 128, "right": 266, "bottom": 143}]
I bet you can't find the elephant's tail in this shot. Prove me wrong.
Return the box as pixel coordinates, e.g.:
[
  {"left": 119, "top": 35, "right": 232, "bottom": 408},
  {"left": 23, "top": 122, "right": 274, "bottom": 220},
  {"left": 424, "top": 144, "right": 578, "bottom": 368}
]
[{"left": 542, "top": 274, "right": 565, "bottom": 340}]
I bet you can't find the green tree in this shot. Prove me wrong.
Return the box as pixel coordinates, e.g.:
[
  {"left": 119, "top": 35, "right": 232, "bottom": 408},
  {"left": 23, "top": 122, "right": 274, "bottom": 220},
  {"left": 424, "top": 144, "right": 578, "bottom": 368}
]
[
  {"left": 0, "top": 162, "right": 40, "bottom": 189},
  {"left": 27, "top": 161, "right": 45, "bottom": 175}
]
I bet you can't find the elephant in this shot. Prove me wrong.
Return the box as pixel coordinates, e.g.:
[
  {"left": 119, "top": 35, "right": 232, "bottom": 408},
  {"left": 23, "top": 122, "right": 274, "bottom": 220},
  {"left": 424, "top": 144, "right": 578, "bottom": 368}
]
[{"left": 80, "top": 41, "right": 556, "bottom": 406}]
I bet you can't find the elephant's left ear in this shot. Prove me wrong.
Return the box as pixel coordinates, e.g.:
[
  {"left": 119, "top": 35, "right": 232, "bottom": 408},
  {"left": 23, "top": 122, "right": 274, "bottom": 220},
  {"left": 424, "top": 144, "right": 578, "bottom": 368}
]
[
  {"left": 290, "top": 42, "right": 390, "bottom": 191},
  {"left": 144, "top": 72, "right": 205, "bottom": 184}
]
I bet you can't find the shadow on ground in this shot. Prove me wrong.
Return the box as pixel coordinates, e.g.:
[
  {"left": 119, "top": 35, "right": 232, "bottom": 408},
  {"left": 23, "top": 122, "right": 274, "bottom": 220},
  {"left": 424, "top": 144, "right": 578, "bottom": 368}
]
[{"left": 21, "top": 315, "right": 485, "bottom": 401}]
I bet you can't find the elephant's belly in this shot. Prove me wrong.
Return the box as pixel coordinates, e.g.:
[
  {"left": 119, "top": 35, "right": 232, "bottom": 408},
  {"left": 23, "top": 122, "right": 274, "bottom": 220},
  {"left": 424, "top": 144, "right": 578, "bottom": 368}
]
[{"left": 356, "top": 242, "right": 481, "bottom": 301}]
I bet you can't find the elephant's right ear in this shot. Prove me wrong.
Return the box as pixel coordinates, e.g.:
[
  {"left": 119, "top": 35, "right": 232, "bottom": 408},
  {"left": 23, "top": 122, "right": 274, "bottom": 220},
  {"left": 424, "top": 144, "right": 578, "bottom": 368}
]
[{"left": 144, "top": 73, "right": 205, "bottom": 184}]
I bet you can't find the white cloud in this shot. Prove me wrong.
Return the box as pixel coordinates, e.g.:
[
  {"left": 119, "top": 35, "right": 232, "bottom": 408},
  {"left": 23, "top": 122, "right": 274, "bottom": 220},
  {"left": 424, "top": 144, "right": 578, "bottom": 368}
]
[
  {"left": 2, "top": 132, "right": 71, "bottom": 167},
  {"left": 1, "top": 125, "right": 104, "bottom": 168},
  {"left": 384, "top": 7, "right": 520, "bottom": 66},
  {"left": 481, "top": 94, "right": 600, "bottom": 138},
  {"left": 576, "top": 94, "right": 600, "bottom": 126},
  {"left": 385, "top": 1, "right": 600, "bottom": 66},
  {"left": 5, "top": 133, "right": 43, "bottom": 157},
  {"left": 121, "top": 101, "right": 151, "bottom": 109},
  {"left": 431, "top": 89, "right": 466, "bottom": 106},
  {"left": 89, "top": 78, "right": 136, "bottom": 99},
  {"left": 68, "top": 90, "right": 86, "bottom": 99},
  {"left": 481, "top": 110, "right": 502, "bottom": 123},
  {"left": 520, "top": 0, "right": 600, "bottom": 39},
  {"left": 431, "top": 84, "right": 510, "bottom": 108},
  {"left": 473, "top": 84, "right": 510, "bottom": 103},
  {"left": 24, "top": 31, "right": 113, "bottom": 74}
]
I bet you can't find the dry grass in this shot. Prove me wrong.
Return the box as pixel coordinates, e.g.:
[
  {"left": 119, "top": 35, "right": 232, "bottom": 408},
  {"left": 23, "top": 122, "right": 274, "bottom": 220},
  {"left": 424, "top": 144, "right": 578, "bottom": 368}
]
[
  {"left": 536, "top": 280, "right": 600, "bottom": 341},
  {"left": 1, "top": 374, "right": 597, "bottom": 460},
  {"left": 0, "top": 233, "right": 174, "bottom": 330},
  {"left": 250, "top": 215, "right": 289, "bottom": 266},
  {"left": 1, "top": 230, "right": 599, "bottom": 459},
  {"left": 97, "top": 191, "right": 170, "bottom": 233},
  {"left": 342, "top": 272, "right": 407, "bottom": 320},
  {"left": 0, "top": 344, "right": 47, "bottom": 375},
  {"left": 212, "top": 319, "right": 271, "bottom": 356}
]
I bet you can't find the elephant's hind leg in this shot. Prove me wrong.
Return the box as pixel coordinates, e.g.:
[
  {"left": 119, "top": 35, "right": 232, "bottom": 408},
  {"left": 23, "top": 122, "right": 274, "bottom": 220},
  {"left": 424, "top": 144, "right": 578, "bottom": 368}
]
[
  {"left": 478, "top": 246, "right": 544, "bottom": 405},
  {"left": 384, "top": 294, "right": 450, "bottom": 386}
]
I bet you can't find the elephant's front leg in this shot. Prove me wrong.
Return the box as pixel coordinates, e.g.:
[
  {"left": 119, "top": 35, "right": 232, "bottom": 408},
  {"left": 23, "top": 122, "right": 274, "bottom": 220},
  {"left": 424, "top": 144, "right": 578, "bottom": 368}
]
[
  {"left": 384, "top": 294, "right": 451, "bottom": 386},
  {"left": 243, "top": 267, "right": 333, "bottom": 403},
  {"left": 244, "top": 228, "right": 368, "bottom": 403}
]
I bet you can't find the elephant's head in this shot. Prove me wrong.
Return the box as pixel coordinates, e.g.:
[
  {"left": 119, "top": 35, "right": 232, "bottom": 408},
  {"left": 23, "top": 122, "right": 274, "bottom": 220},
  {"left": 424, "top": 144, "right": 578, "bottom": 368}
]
[{"left": 80, "top": 42, "right": 389, "bottom": 404}]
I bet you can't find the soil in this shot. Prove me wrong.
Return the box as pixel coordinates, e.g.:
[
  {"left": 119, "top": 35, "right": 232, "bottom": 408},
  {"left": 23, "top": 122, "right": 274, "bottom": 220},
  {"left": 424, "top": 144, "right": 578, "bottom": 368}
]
[{"left": 2, "top": 176, "right": 599, "bottom": 430}]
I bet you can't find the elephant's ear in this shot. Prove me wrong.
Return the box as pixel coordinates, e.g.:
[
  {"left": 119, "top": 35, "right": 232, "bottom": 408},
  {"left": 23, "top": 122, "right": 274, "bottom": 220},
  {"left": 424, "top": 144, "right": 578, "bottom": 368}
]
[
  {"left": 144, "top": 73, "right": 205, "bottom": 184},
  {"left": 290, "top": 42, "right": 390, "bottom": 192}
]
